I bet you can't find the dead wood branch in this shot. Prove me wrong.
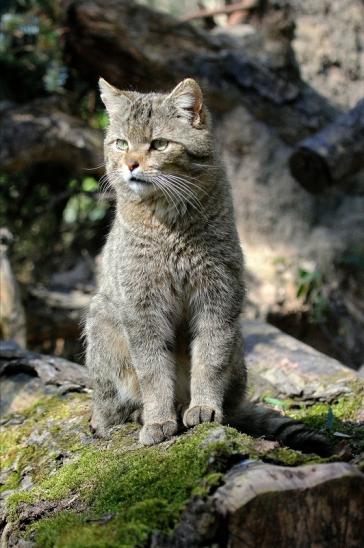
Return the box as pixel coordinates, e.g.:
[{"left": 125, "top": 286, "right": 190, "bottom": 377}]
[{"left": 289, "top": 99, "right": 364, "bottom": 192}]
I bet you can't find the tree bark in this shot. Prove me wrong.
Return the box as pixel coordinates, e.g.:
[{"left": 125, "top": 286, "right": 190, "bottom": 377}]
[
  {"left": 0, "top": 340, "right": 90, "bottom": 389},
  {"left": 212, "top": 461, "right": 364, "bottom": 548}
]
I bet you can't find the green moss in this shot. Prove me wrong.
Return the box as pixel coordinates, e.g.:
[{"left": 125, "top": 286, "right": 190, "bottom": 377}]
[
  {"left": 331, "top": 389, "right": 363, "bottom": 421},
  {"left": 3, "top": 381, "right": 363, "bottom": 547},
  {"left": 9, "top": 424, "right": 240, "bottom": 547},
  {"left": 8, "top": 419, "right": 307, "bottom": 548},
  {"left": 9, "top": 415, "right": 333, "bottom": 547},
  {"left": 0, "top": 393, "right": 90, "bottom": 495},
  {"left": 192, "top": 472, "right": 225, "bottom": 498},
  {"left": 204, "top": 472, "right": 224, "bottom": 488},
  {"left": 265, "top": 446, "right": 325, "bottom": 466},
  {"left": 0, "top": 470, "right": 21, "bottom": 494}
]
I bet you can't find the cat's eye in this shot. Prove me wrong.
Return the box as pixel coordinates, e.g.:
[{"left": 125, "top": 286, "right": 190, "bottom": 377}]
[
  {"left": 151, "top": 138, "right": 169, "bottom": 151},
  {"left": 116, "top": 139, "right": 129, "bottom": 151}
]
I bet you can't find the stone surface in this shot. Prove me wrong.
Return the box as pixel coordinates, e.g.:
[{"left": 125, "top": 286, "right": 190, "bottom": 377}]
[
  {"left": 0, "top": 341, "right": 90, "bottom": 415},
  {"left": 292, "top": 0, "right": 364, "bottom": 110},
  {"left": 243, "top": 320, "right": 357, "bottom": 401}
]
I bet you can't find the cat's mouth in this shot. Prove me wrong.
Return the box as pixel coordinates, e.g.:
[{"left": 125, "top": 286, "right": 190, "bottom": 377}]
[
  {"left": 130, "top": 176, "right": 152, "bottom": 185},
  {"left": 128, "top": 174, "right": 156, "bottom": 197}
]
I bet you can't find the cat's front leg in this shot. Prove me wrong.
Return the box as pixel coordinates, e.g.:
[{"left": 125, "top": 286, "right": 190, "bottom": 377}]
[
  {"left": 184, "top": 295, "right": 239, "bottom": 428},
  {"left": 126, "top": 318, "right": 178, "bottom": 445},
  {"left": 134, "top": 348, "right": 178, "bottom": 445}
]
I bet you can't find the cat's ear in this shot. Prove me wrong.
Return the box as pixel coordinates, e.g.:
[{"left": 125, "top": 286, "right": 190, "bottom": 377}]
[
  {"left": 166, "top": 78, "right": 204, "bottom": 127},
  {"left": 99, "top": 77, "right": 132, "bottom": 115}
]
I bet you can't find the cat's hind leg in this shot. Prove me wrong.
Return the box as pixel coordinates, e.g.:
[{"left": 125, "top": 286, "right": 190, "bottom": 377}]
[
  {"left": 90, "top": 378, "right": 136, "bottom": 437},
  {"left": 85, "top": 295, "right": 142, "bottom": 437}
]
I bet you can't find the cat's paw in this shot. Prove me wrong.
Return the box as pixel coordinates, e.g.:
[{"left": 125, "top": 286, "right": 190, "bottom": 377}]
[
  {"left": 89, "top": 414, "right": 109, "bottom": 438},
  {"left": 139, "top": 420, "right": 178, "bottom": 445},
  {"left": 183, "top": 405, "right": 222, "bottom": 428}
]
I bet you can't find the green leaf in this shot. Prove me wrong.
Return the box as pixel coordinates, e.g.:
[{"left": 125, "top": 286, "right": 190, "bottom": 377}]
[
  {"left": 82, "top": 177, "right": 98, "bottom": 192},
  {"left": 263, "top": 397, "right": 288, "bottom": 409},
  {"left": 326, "top": 407, "right": 334, "bottom": 430}
]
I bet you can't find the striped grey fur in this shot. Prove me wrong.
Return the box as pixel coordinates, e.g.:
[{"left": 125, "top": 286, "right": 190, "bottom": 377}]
[{"left": 85, "top": 78, "right": 331, "bottom": 456}]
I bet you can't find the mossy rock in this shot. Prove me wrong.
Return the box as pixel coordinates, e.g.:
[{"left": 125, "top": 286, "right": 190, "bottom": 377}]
[
  {"left": 1, "top": 325, "right": 363, "bottom": 547},
  {"left": 1, "top": 385, "right": 363, "bottom": 547}
]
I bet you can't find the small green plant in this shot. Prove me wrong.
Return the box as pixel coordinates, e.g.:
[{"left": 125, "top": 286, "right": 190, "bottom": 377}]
[{"left": 296, "top": 266, "right": 329, "bottom": 324}]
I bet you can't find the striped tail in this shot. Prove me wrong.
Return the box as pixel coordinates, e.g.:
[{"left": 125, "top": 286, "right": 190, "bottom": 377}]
[{"left": 226, "top": 402, "right": 332, "bottom": 457}]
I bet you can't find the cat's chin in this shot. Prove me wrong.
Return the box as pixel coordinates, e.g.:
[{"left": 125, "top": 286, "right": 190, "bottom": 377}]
[{"left": 128, "top": 179, "right": 156, "bottom": 198}]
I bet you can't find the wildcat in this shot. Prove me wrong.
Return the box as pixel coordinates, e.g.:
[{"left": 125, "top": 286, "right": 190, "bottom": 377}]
[{"left": 85, "top": 77, "right": 330, "bottom": 455}]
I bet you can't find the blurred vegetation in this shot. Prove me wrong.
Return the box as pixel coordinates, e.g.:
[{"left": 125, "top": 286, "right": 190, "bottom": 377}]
[
  {"left": 0, "top": 0, "right": 65, "bottom": 101},
  {"left": 0, "top": 0, "right": 110, "bottom": 280}
]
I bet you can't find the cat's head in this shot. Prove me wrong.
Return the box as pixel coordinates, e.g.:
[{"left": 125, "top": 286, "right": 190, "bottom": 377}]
[{"left": 99, "top": 78, "right": 213, "bottom": 206}]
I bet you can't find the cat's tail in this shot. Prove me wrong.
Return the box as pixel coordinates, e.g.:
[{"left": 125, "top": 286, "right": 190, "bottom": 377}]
[{"left": 226, "top": 402, "right": 332, "bottom": 457}]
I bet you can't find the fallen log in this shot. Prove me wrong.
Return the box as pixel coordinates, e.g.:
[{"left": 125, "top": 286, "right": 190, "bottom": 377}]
[
  {"left": 0, "top": 98, "right": 103, "bottom": 176},
  {"left": 0, "top": 339, "right": 90, "bottom": 415},
  {"left": 158, "top": 461, "right": 364, "bottom": 547},
  {"left": 63, "top": 0, "right": 337, "bottom": 143},
  {"left": 0, "top": 340, "right": 90, "bottom": 388},
  {"left": 289, "top": 99, "right": 364, "bottom": 193},
  {"left": 242, "top": 320, "right": 357, "bottom": 403}
]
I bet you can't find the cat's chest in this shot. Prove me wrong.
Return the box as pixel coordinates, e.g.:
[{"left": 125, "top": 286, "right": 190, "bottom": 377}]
[
  {"left": 106, "top": 218, "right": 227, "bottom": 292},
  {"left": 129, "top": 231, "right": 210, "bottom": 276}
]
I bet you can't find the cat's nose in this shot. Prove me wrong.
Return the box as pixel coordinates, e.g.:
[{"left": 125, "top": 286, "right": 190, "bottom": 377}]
[{"left": 127, "top": 160, "right": 139, "bottom": 172}]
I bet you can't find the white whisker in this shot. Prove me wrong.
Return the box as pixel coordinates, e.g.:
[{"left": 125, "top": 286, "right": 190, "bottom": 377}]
[
  {"left": 191, "top": 162, "right": 219, "bottom": 171},
  {"left": 154, "top": 177, "right": 180, "bottom": 215},
  {"left": 157, "top": 175, "right": 205, "bottom": 217},
  {"left": 159, "top": 175, "right": 204, "bottom": 211},
  {"left": 164, "top": 173, "right": 209, "bottom": 195},
  {"left": 83, "top": 161, "right": 106, "bottom": 171}
]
